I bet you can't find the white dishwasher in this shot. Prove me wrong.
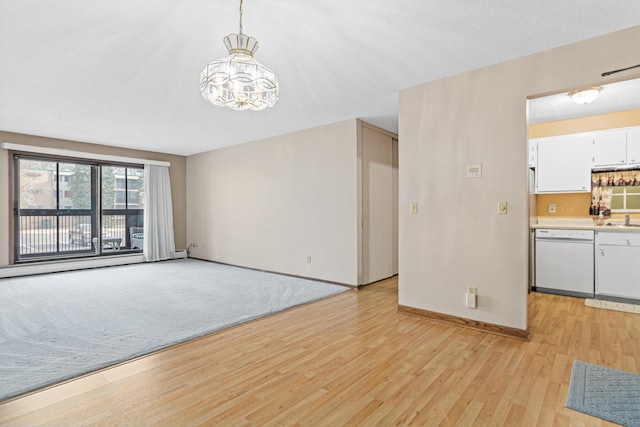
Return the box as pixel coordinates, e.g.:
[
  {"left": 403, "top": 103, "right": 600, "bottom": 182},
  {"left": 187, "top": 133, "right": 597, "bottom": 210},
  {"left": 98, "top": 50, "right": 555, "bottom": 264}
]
[{"left": 535, "top": 229, "right": 594, "bottom": 298}]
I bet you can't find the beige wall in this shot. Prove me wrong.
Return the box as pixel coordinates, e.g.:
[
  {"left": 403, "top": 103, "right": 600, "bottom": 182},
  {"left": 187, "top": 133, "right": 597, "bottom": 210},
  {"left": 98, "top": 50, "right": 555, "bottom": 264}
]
[
  {"left": 0, "top": 132, "right": 187, "bottom": 266},
  {"left": 398, "top": 25, "right": 640, "bottom": 330},
  {"left": 186, "top": 119, "right": 359, "bottom": 285}
]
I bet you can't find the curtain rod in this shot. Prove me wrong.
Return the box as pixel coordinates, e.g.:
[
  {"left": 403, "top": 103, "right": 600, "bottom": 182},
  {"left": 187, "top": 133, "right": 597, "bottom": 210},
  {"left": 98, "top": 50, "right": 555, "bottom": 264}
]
[
  {"left": 601, "top": 63, "right": 640, "bottom": 77},
  {"left": 0, "top": 142, "right": 171, "bottom": 167}
]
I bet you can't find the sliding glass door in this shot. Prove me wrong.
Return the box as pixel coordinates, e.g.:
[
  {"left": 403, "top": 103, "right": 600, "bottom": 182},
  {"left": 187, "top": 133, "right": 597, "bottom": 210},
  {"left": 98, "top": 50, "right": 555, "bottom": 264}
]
[
  {"left": 13, "top": 155, "right": 143, "bottom": 262},
  {"left": 100, "top": 166, "right": 144, "bottom": 251}
]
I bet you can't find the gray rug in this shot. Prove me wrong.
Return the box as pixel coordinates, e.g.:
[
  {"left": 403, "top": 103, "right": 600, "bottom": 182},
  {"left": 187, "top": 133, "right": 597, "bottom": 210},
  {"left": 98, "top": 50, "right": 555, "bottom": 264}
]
[
  {"left": 0, "top": 259, "right": 348, "bottom": 401},
  {"left": 567, "top": 360, "right": 640, "bottom": 427}
]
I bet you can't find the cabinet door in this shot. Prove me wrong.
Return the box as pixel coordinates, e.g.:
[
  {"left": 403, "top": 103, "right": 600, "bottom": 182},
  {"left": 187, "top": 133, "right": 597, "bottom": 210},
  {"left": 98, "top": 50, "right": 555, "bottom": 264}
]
[
  {"left": 528, "top": 139, "right": 537, "bottom": 168},
  {"left": 592, "top": 129, "right": 627, "bottom": 167},
  {"left": 535, "top": 134, "right": 592, "bottom": 193},
  {"left": 595, "top": 244, "right": 640, "bottom": 299},
  {"left": 627, "top": 128, "right": 640, "bottom": 165}
]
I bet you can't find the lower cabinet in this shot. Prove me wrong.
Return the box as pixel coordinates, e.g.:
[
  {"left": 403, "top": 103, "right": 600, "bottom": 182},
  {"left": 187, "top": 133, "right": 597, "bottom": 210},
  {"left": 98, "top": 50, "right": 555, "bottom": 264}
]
[{"left": 595, "top": 231, "right": 640, "bottom": 301}]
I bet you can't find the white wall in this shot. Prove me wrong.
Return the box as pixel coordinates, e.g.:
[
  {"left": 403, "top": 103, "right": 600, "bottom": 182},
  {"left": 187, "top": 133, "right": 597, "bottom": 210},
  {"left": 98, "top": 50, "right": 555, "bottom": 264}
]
[
  {"left": 186, "top": 119, "right": 359, "bottom": 285},
  {"left": 398, "top": 25, "right": 640, "bottom": 330}
]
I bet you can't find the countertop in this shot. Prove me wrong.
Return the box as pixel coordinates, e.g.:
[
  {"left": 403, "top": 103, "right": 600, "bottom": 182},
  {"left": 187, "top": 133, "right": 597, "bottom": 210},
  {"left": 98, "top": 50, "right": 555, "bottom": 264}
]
[{"left": 531, "top": 218, "right": 640, "bottom": 232}]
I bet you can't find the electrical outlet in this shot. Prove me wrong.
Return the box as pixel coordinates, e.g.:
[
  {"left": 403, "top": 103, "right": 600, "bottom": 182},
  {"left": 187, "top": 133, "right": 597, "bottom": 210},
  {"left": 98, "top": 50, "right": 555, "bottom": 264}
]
[
  {"left": 466, "top": 286, "right": 477, "bottom": 309},
  {"left": 548, "top": 203, "right": 556, "bottom": 213}
]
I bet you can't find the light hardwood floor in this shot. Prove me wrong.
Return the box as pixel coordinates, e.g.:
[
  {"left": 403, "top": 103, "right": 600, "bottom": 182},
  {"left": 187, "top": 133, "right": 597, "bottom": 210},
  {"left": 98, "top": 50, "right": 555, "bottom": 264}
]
[{"left": 1, "top": 277, "right": 638, "bottom": 426}]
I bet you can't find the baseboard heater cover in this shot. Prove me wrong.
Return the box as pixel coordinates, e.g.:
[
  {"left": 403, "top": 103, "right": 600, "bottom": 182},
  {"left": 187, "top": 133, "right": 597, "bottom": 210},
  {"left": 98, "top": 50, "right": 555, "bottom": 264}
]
[
  {"left": 173, "top": 249, "right": 187, "bottom": 259},
  {"left": 397, "top": 305, "right": 530, "bottom": 341},
  {"left": 0, "top": 254, "right": 144, "bottom": 278}
]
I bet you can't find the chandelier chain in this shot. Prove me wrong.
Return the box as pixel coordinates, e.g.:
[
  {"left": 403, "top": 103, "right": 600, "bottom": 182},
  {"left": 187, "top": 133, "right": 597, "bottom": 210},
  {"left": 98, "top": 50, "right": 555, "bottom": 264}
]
[{"left": 239, "top": 0, "right": 244, "bottom": 34}]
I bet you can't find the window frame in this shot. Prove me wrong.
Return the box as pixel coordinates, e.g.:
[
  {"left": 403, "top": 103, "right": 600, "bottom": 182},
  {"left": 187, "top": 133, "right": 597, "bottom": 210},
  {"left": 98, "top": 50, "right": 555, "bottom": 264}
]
[
  {"left": 610, "top": 186, "right": 640, "bottom": 213},
  {"left": 12, "top": 153, "right": 144, "bottom": 263}
]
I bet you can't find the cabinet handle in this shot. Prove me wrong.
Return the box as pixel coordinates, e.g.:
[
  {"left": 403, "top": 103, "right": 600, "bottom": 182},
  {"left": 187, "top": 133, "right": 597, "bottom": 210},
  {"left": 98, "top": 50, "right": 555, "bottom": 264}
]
[
  {"left": 627, "top": 238, "right": 632, "bottom": 245},
  {"left": 600, "top": 247, "right": 605, "bottom": 256}
]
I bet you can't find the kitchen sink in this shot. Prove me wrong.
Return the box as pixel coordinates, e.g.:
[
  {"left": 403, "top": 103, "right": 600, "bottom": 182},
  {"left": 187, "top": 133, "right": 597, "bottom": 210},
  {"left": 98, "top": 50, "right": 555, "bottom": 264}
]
[{"left": 605, "top": 223, "right": 640, "bottom": 228}]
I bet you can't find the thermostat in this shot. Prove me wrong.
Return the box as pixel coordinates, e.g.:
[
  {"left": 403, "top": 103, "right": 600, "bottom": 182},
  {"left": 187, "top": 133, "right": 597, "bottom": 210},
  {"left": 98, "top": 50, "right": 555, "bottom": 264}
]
[{"left": 466, "top": 163, "right": 482, "bottom": 178}]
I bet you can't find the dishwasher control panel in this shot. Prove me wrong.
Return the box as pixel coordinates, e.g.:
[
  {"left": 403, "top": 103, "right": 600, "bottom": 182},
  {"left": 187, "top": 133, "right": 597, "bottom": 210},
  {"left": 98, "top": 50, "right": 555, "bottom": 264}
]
[{"left": 535, "top": 229, "right": 594, "bottom": 240}]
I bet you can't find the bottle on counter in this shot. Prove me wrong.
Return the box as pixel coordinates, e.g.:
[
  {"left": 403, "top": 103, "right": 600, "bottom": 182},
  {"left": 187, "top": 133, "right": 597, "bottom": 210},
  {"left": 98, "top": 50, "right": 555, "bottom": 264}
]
[{"left": 597, "top": 211, "right": 605, "bottom": 226}]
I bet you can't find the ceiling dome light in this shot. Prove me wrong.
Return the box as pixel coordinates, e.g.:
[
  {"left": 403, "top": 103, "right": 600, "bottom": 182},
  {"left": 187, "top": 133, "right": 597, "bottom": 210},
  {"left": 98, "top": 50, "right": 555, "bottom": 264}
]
[
  {"left": 568, "top": 87, "right": 602, "bottom": 105},
  {"left": 200, "top": 0, "right": 278, "bottom": 111}
]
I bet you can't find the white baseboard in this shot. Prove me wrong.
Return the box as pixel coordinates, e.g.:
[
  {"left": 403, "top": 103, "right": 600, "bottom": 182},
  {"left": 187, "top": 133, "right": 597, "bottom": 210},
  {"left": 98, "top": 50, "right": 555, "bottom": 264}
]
[{"left": 0, "top": 254, "right": 144, "bottom": 278}]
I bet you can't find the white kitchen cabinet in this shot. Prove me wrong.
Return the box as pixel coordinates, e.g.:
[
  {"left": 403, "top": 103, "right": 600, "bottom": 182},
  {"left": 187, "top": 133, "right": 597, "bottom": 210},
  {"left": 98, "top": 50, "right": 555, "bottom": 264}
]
[
  {"left": 535, "top": 134, "right": 592, "bottom": 193},
  {"left": 592, "top": 129, "right": 627, "bottom": 167},
  {"left": 627, "top": 128, "right": 640, "bottom": 165},
  {"left": 595, "top": 231, "right": 640, "bottom": 300},
  {"left": 528, "top": 139, "right": 537, "bottom": 168}
]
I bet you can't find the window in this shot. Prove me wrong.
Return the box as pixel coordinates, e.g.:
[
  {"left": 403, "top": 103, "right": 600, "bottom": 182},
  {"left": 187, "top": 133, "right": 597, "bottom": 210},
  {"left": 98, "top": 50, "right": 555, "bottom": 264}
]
[
  {"left": 611, "top": 186, "right": 640, "bottom": 212},
  {"left": 13, "top": 155, "right": 144, "bottom": 262}
]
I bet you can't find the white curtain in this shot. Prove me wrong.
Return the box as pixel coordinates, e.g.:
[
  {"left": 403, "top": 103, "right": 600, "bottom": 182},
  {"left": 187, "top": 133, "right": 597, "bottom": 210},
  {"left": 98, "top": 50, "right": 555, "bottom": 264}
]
[{"left": 143, "top": 165, "right": 176, "bottom": 262}]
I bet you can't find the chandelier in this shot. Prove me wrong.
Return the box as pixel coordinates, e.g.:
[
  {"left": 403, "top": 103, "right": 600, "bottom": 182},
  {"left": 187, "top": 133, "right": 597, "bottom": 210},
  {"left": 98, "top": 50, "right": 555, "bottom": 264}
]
[{"left": 200, "top": 0, "right": 279, "bottom": 111}]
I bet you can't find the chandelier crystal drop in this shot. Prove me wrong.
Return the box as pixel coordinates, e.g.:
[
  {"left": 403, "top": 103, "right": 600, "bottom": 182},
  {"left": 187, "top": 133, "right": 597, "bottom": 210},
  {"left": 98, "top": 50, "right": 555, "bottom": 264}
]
[{"left": 200, "top": 0, "right": 279, "bottom": 111}]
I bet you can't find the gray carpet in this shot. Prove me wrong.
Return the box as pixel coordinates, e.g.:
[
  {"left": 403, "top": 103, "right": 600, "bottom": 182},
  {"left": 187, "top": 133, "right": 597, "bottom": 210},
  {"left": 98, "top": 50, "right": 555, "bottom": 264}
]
[
  {"left": 567, "top": 360, "right": 640, "bottom": 427},
  {"left": 0, "top": 259, "right": 348, "bottom": 401}
]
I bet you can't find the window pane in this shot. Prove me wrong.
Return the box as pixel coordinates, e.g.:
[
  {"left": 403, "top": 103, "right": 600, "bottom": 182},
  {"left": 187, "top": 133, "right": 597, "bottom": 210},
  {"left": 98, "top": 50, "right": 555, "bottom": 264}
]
[
  {"left": 102, "top": 166, "right": 123, "bottom": 210},
  {"left": 127, "top": 168, "right": 144, "bottom": 209},
  {"left": 19, "top": 159, "right": 56, "bottom": 209},
  {"left": 627, "top": 187, "right": 640, "bottom": 194},
  {"left": 64, "top": 163, "right": 93, "bottom": 210},
  {"left": 627, "top": 195, "right": 640, "bottom": 210},
  {"left": 611, "top": 195, "right": 624, "bottom": 210}
]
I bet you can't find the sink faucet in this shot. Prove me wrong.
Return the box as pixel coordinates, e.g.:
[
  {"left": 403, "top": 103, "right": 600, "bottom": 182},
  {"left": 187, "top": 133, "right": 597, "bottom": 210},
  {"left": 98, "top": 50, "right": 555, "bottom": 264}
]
[{"left": 625, "top": 214, "right": 630, "bottom": 226}]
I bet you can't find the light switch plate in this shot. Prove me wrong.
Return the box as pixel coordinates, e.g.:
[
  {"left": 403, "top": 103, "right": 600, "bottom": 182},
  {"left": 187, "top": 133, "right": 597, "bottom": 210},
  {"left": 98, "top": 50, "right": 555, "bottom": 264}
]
[
  {"left": 498, "top": 201, "right": 508, "bottom": 215},
  {"left": 410, "top": 202, "right": 419, "bottom": 214}
]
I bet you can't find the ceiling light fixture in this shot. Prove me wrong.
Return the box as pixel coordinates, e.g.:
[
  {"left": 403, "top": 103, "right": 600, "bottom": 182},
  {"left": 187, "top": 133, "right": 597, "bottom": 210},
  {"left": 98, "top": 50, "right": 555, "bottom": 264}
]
[
  {"left": 568, "top": 87, "right": 602, "bottom": 105},
  {"left": 200, "top": 0, "right": 279, "bottom": 111}
]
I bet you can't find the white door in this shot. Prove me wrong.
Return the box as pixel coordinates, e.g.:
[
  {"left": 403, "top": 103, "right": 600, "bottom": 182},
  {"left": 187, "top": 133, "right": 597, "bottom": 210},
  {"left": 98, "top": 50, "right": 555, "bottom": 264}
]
[{"left": 361, "top": 127, "right": 394, "bottom": 285}]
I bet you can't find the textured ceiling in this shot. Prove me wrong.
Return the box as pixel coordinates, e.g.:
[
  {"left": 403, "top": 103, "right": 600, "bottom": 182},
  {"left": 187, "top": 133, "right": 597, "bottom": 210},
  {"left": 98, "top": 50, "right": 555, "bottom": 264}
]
[
  {"left": 529, "top": 78, "right": 640, "bottom": 124},
  {"left": 1, "top": 1, "right": 640, "bottom": 156}
]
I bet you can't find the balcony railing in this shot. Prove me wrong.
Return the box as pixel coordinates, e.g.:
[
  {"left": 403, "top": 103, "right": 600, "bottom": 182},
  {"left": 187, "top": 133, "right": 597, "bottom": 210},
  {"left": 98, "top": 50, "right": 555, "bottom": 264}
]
[{"left": 17, "top": 212, "right": 142, "bottom": 259}]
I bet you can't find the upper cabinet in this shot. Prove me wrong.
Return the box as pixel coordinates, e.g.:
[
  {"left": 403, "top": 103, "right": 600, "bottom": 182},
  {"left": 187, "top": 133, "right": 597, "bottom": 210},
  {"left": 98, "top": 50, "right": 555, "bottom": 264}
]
[
  {"left": 592, "top": 129, "right": 627, "bottom": 167},
  {"left": 528, "top": 139, "right": 537, "bottom": 168},
  {"left": 535, "top": 134, "right": 592, "bottom": 193},
  {"left": 531, "top": 126, "right": 640, "bottom": 194},
  {"left": 593, "top": 127, "right": 640, "bottom": 167},
  {"left": 627, "top": 128, "right": 640, "bottom": 165}
]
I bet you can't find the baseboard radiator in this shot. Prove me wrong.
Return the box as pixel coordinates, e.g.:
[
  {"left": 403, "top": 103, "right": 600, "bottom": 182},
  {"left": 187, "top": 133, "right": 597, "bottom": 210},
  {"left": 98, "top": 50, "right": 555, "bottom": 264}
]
[{"left": 0, "top": 249, "right": 188, "bottom": 278}]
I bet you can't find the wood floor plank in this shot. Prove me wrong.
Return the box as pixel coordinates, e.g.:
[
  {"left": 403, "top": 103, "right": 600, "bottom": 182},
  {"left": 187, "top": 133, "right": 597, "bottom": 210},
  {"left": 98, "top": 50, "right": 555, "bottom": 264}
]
[{"left": 1, "top": 276, "right": 636, "bottom": 426}]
